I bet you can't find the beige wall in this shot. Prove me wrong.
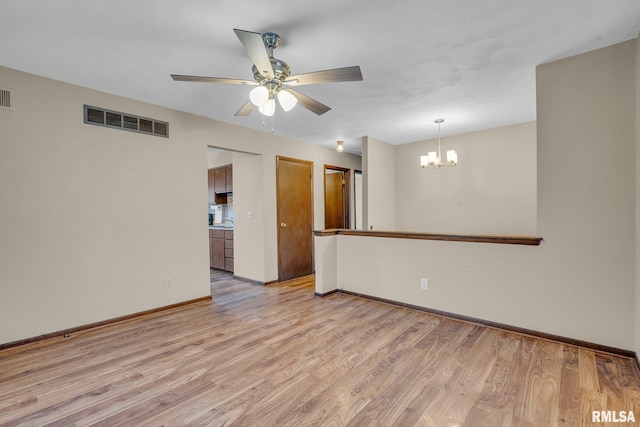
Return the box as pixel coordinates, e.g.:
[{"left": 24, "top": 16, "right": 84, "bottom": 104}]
[
  {"left": 314, "top": 234, "right": 338, "bottom": 295},
  {"left": 0, "top": 65, "right": 361, "bottom": 344},
  {"left": 231, "top": 152, "right": 266, "bottom": 281},
  {"left": 0, "top": 66, "right": 210, "bottom": 344},
  {"left": 362, "top": 136, "right": 396, "bottom": 231},
  {"left": 536, "top": 39, "right": 636, "bottom": 349},
  {"left": 394, "top": 122, "right": 537, "bottom": 235},
  {"left": 317, "top": 39, "right": 637, "bottom": 350},
  {"left": 334, "top": 234, "right": 542, "bottom": 323},
  {"left": 207, "top": 150, "right": 233, "bottom": 168},
  {"left": 635, "top": 31, "right": 640, "bottom": 357}
]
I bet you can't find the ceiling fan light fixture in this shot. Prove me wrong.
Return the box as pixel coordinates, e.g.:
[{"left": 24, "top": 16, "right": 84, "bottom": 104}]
[
  {"left": 249, "top": 86, "right": 269, "bottom": 107},
  {"left": 277, "top": 90, "right": 297, "bottom": 112},
  {"left": 258, "top": 98, "right": 276, "bottom": 116}
]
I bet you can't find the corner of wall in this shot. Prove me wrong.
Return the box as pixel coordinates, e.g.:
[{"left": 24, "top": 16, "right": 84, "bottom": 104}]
[
  {"left": 635, "top": 31, "right": 640, "bottom": 357},
  {"left": 360, "top": 136, "right": 396, "bottom": 231},
  {"left": 361, "top": 136, "right": 370, "bottom": 229}
]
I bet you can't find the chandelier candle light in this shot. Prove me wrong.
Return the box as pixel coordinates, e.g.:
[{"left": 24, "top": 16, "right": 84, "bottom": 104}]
[{"left": 420, "top": 119, "right": 458, "bottom": 168}]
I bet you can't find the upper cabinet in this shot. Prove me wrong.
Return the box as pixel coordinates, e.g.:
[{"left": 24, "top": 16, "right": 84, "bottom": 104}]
[
  {"left": 208, "top": 164, "right": 233, "bottom": 202},
  {"left": 207, "top": 169, "right": 216, "bottom": 203},
  {"left": 214, "top": 167, "right": 226, "bottom": 193},
  {"left": 225, "top": 164, "right": 233, "bottom": 193}
]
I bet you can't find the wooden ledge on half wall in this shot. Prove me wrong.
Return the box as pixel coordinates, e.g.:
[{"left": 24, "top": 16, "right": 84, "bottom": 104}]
[{"left": 313, "top": 229, "right": 543, "bottom": 246}]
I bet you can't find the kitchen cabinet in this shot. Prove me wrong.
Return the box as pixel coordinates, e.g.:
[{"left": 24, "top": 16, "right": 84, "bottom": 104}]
[
  {"left": 209, "top": 229, "right": 225, "bottom": 270},
  {"left": 213, "top": 167, "right": 226, "bottom": 193},
  {"left": 224, "top": 230, "right": 234, "bottom": 272},
  {"left": 207, "top": 169, "right": 216, "bottom": 203},
  {"left": 211, "top": 164, "right": 233, "bottom": 194},
  {"left": 208, "top": 164, "right": 233, "bottom": 204},
  {"left": 224, "top": 165, "right": 233, "bottom": 193},
  {"left": 209, "top": 228, "right": 233, "bottom": 272}
]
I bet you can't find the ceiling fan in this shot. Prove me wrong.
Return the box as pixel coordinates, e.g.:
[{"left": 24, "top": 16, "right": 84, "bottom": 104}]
[{"left": 171, "top": 29, "right": 363, "bottom": 117}]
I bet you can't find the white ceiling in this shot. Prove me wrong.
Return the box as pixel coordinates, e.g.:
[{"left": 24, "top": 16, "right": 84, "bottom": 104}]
[{"left": 2, "top": 1, "right": 639, "bottom": 155}]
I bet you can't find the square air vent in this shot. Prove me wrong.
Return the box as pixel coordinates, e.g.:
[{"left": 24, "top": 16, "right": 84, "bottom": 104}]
[{"left": 0, "top": 87, "right": 15, "bottom": 111}]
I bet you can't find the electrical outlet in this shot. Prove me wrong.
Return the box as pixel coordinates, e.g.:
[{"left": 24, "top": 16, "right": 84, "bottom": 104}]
[
  {"left": 421, "top": 278, "right": 428, "bottom": 290},
  {"left": 165, "top": 278, "right": 172, "bottom": 289}
]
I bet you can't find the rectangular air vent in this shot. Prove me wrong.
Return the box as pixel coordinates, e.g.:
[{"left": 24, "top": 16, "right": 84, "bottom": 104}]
[
  {"left": 0, "top": 87, "right": 15, "bottom": 110},
  {"left": 83, "top": 105, "right": 169, "bottom": 138}
]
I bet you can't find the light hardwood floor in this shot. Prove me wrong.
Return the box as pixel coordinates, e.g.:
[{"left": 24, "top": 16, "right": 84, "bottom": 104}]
[{"left": 1, "top": 273, "right": 639, "bottom": 426}]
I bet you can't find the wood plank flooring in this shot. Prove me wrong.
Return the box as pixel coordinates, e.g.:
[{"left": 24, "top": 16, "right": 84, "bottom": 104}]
[{"left": 1, "top": 272, "right": 639, "bottom": 426}]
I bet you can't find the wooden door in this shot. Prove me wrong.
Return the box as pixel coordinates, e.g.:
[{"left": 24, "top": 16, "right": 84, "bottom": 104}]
[
  {"left": 324, "top": 165, "right": 350, "bottom": 229},
  {"left": 276, "top": 156, "right": 313, "bottom": 281}
]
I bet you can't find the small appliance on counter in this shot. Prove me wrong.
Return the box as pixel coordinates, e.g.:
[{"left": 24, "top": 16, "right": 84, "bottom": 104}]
[{"left": 209, "top": 203, "right": 224, "bottom": 225}]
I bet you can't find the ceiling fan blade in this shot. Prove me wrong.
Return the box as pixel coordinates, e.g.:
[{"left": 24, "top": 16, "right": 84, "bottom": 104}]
[
  {"left": 170, "top": 75, "right": 256, "bottom": 85},
  {"left": 234, "top": 100, "right": 256, "bottom": 116},
  {"left": 285, "top": 66, "right": 363, "bottom": 86},
  {"left": 233, "top": 29, "right": 274, "bottom": 79},
  {"left": 283, "top": 89, "right": 331, "bottom": 116}
]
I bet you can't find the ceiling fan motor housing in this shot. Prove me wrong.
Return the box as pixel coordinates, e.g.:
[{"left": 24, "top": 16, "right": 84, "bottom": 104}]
[
  {"left": 262, "top": 32, "right": 280, "bottom": 50},
  {"left": 252, "top": 58, "right": 291, "bottom": 84},
  {"left": 253, "top": 32, "right": 291, "bottom": 87}
]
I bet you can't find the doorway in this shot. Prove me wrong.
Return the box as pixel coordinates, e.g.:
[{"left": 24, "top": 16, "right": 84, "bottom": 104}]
[
  {"left": 276, "top": 156, "right": 314, "bottom": 281},
  {"left": 324, "top": 165, "right": 350, "bottom": 229}
]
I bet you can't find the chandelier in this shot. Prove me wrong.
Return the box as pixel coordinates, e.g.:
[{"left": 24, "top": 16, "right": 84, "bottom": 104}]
[{"left": 420, "top": 119, "right": 458, "bottom": 168}]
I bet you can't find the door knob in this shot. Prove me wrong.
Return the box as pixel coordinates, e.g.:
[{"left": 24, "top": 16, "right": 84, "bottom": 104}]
[{"left": 280, "top": 222, "right": 287, "bottom": 228}]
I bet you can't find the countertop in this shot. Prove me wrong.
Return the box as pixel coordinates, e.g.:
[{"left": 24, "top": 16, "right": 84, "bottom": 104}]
[{"left": 209, "top": 225, "right": 234, "bottom": 230}]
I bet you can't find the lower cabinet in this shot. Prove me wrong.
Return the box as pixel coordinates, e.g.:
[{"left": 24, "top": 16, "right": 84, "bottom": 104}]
[
  {"left": 209, "top": 229, "right": 233, "bottom": 272},
  {"left": 224, "top": 230, "right": 234, "bottom": 272}
]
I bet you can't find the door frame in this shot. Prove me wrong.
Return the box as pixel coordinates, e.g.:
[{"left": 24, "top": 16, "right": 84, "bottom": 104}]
[
  {"left": 323, "top": 164, "right": 351, "bottom": 229},
  {"left": 276, "top": 156, "right": 314, "bottom": 282}
]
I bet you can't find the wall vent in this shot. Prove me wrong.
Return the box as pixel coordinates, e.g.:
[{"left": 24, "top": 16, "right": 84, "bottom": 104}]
[
  {"left": 83, "top": 105, "right": 169, "bottom": 138},
  {"left": 0, "top": 87, "right": 15, "bottom": 110}
]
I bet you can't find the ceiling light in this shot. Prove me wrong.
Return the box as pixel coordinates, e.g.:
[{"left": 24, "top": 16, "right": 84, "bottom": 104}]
[
  {"left": 249, "top": 86, "right": 269, "bottom": 107},
  {"left": 277, "top": 90, "right": 297, "bottom": 112},
  {"left": 420, "top": 119, "right": 458, "bottom": 168},
  {"left": 251, "top": 84, "right": 297, "bottom": 117},
  {"left": 258, "top": 98, "right": 276, "bottom": 116},
  {"left": 336, "top": 140, "right": 344, "bottom": 152}
]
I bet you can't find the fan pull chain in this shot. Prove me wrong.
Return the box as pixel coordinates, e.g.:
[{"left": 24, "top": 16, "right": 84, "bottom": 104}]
[
  {"left": 262, "top": 114, "right": 276, "bottom": 133},
  {"left": 259, "top": 113, "right": 275, "bottom": 133}
]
